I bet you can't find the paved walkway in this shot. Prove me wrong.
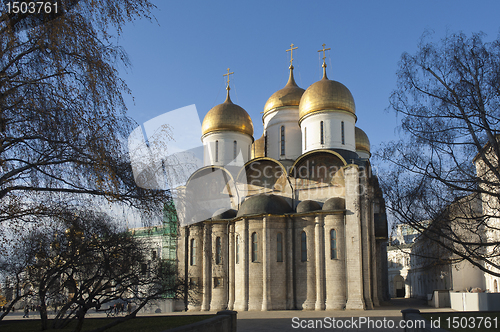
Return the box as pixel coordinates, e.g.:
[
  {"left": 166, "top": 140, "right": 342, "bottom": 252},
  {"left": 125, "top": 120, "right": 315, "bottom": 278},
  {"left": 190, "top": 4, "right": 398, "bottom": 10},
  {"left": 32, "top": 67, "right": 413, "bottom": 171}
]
[
  {"left": 2, "top": 298, "right": 455, "bottom": 331},
  {"left": 236, "top": 298, "right": 455, "bottom": 332}
]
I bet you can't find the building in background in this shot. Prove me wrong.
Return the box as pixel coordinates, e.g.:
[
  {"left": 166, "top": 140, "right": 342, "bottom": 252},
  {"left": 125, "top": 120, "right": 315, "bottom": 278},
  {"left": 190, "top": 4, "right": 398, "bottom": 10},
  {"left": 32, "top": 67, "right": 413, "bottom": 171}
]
[{"left": 129, "top": 202, "right": 178, "bottom": 313}]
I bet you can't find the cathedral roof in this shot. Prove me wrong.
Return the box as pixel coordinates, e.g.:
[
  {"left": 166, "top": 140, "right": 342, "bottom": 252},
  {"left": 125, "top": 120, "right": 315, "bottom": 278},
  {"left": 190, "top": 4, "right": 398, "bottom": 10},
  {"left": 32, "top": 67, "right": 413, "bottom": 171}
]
[
  {"left": 263, "top": 66, "right": 305, "bottom": 116},
  {"left": 201, "top": 89, "right": 254, "bottom": 138},
  {"left": 251, "top": 133, "right": 265, "bottom": 159},
  {"left": 298, "top": 63, "right": 355, "bottom": 124},
  {"left": 355, "top": 127, "right": 370, "bottom": 154},
  {"left": 212, "top": 208, "right": 237, "bottom": 220},
  {"left": 237, "top": 194, "right": 292, "bottom": 217},
  {"left": 322, "top": 197, "right": 345, "bottom": 211},
  {"left": 296, "top": 200, "right": 322, "bottom": 213}
]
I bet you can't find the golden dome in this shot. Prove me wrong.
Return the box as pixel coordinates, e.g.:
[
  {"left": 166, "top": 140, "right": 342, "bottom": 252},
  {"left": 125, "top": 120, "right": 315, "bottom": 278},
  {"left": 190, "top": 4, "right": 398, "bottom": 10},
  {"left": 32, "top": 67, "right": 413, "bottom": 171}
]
[
  {"left": 263, "top": 66, "right": 305, "bottom": 116},
  {"left": 202, "top": 89, "right": 254, "bottom": 138},
  {"left": 251, "top": 133, "right": 265, "bottom": 159},
  {"left": 355, "top": 127, "right": 370, "bottom": 154},
  {"left": 298, "top": 66, "right": 355, "bottom": 123}
]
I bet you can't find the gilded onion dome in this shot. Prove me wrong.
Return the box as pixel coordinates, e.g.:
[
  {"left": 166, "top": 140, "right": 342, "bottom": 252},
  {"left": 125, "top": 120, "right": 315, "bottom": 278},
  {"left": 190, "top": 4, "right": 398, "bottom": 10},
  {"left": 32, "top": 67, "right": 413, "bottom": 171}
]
[
  {"left": 298, "top": 64, "right": 355, "bottom": 123},
  {"left": 355, "top": 127, "right": 370, "bottom": 154},
  {"left": 251, "top": 133, "right": 265, "bottom": 159},
  {"left": 263, "top": 66, "right": 305, "bottom": 116},
  {"left": 201, "top": 89, "right": 254, "bottom": 138}
]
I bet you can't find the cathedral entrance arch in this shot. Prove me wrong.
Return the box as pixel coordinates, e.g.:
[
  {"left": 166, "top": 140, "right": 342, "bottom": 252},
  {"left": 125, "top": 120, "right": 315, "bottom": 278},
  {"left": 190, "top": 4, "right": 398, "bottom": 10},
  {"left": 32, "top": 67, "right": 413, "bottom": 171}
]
[{"left": 394, "top": 275, "right": 405, "bottom": 298}]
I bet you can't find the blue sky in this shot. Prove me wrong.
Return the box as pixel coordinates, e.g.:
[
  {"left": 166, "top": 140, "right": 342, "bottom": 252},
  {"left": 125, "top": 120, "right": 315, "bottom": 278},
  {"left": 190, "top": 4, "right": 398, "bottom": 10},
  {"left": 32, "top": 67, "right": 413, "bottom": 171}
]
[{"left": 117, "top": 0, "right": 500, "bottom": 157}]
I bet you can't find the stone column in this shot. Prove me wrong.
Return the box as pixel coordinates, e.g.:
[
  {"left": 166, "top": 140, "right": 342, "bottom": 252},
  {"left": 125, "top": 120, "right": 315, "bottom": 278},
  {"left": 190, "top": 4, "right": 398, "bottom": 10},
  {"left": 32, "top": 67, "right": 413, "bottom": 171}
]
[
  {"left": 243, "top": 218, "right": 249, "bottom": 311},
  {"left": 228, "top": 222, "right": 235, "bottom": 309},
  {"left": 262, "top": 216, "right": 270, "bottom": 310},
  {"left": 201, "top": 223, "right": 211, "bottom": 311},
  {"left": 188, "top": 225, "right": 203, "bottom": 311},
  {"left": 303, "top": 221, "right": 316, "bottom": 310},
  {"left": 210, "top": 223, "right": 228, "bottom": 310},
  {"left": 315, "top": 215, "right": 325, "bottom": 310},
  {"left": 324, "top": 213, "right": 346, "bottom": 309},
  {"left": 370, "top": 200, "right": 380, "bottom": 306},
  {"left": 345, "top": 165, "right": 365, "bottom": 310},
  {"left": 360, "top": 172, "right": 374, "bottom": 309},
  {"left": 286, "top": 217, "right": 294, "bottom": 309}
]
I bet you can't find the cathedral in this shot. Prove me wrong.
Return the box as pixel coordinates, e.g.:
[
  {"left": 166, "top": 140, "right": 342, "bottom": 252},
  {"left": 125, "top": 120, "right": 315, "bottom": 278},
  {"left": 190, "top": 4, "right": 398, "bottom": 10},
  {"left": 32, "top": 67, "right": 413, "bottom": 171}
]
[{"left": 174, "top": 44, "right": 388, "bottom": 311}]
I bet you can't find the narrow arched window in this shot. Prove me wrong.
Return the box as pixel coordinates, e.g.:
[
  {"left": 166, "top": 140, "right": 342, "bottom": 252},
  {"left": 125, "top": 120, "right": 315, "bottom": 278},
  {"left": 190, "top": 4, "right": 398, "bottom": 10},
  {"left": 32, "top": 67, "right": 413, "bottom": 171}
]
[
  {"left": 301, "top": 231, "right": 307, "bottom": 262},
  {"left": 264, "top": 132, "right": 268, "bottom": 157},
  {"left": 341, "top": 121, "right": 345, "bottom": 145},
  {"left": 280, "top": 125, "right": 285, "bottom": 156},
  {"left": 330, "top": 229, "right": 337, "bottom": 260},
  {"left": 248, "top": 145, "right": 251, "bottom": 160},
  {"left": 190, "top": 238, "right": 197, "bottom": 266},
  {"left": 320, "top": 121, "right": 324, "bottom": 145},
  {"left": 251, "top": 232, "right": 258, "bottom": 262},
  {"left": 277, "top": 232, "right": 283, "bottom": 262},
  {"left": 233, "top": 140, "right": 237, "bottom": 159},
  {"left": 215, "top": 140, "right": 219, "bottom": 162},
  {"left": 304, "top": 127, "right": 307, "bottom": 149},
  {"left": 235, "top": 235, "right": 240, "bottom": 264},
  {"left": 215, "top": 237, "right": 221, "bottom": 265}
]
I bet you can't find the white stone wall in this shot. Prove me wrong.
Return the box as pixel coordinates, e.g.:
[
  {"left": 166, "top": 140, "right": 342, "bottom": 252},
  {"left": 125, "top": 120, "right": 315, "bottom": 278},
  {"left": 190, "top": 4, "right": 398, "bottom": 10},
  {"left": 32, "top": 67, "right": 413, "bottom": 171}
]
[
  {"left": 203, "top": 131, "right": 253, "bottom": 166},
  {"left": 300, "top": 111, "right": 356, "bottom": 154},
  {"left": 263, "top": 107, "right": 302, "bottom": 160}
]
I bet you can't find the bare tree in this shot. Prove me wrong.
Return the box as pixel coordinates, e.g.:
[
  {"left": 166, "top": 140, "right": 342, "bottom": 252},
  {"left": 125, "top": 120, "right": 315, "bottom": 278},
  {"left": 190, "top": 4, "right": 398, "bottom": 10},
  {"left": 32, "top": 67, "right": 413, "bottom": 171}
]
[
  {"left": 378, "top": 31, "right": 500, "bottom": 277},
  {"left": 1, "top": 209, "right": 183, "bottom": 331},
  {"left": 0, "top": 0, "right": 168, "bottom": 228}
]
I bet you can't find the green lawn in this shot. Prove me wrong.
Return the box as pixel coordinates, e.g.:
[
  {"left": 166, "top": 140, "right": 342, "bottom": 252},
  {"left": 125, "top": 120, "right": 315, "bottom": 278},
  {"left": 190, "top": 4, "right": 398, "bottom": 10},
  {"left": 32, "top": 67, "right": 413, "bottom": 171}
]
[
  {"left": 421, "top": 312, "right": 500, "bottom": 332},
  {"left": 0, "top": 315, "right": 214, "bottom": 332}
]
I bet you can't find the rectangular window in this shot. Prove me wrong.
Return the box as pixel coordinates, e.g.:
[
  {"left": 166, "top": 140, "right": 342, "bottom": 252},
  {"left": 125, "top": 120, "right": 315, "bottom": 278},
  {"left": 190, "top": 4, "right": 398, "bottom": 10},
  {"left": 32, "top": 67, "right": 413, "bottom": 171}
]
[
  {"left": 341, "top": 121, "right": 345, "bottom": 145},
  {"left": 320, "top": 121, "right": 324, "bottom": 145},
  {"left": 213, "top": 277, "right": 222, "bottom": 288},
  {"left": 215, "top": 237, "right": 221, "bottom": 265},
  {"left": 152, "top": 249, "right": 157, "bottom": 260},
  {"left": 330, "top": 229, "right": 337, "bottom": 259},
  {"left": 236, "top": 235, "right": 240, "bottom": 264},
  {"left": 251, "top": 232, "right": 258, "bottom": 262},
  {"left": 264, "top": 133, "right": 267, "bottom": 157},
  {"left": 190, "top": 238, "right": 197, "bottom": 266},
  {"left": 215, "top": 140, "right": 219, "bottom": 162},
  {"left": 277, "top": 232, "right": 283, "bottom": 262},
  {"left": 280, "top": 126, "right": 285, "bottom": 156}
]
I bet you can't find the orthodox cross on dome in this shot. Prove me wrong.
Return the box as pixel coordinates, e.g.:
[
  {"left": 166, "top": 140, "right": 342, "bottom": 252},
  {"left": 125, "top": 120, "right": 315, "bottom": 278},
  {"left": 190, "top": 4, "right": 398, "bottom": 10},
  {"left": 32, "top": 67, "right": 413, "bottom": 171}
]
[
  {"left": 318, "top": 43, "right": 331, "bottom": 64},
  {"left": 286, "top": 43, "right": 298, "bottom": 68},
  {"left": 318, "top": 43, "right": 331, "bottom": 78},
  {"left": 223, "top": 68, "right": 234, "bottom": 91}
]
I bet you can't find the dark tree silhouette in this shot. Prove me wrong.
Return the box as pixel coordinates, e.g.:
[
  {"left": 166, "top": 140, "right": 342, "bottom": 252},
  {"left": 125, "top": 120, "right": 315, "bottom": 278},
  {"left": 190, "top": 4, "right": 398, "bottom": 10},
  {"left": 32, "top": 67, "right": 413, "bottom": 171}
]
[
  {"left": 0, "top": 0, "right": 167, "bottom": 227},
  {"left": 379, "top": 31, "right": 500, "bottom": 277},
  {"left": 1, "top": 209, "right": 184, "bottom": 332}
]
